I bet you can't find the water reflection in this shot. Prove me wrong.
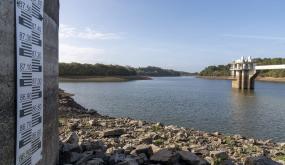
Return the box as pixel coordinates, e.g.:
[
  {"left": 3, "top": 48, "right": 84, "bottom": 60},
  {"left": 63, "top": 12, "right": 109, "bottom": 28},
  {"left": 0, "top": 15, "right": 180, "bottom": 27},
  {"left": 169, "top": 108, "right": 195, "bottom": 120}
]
[
  {"left": 60, "top": 77, "right": 285, "bottom": 142},
  {"left": 230, "top": 89, "right": 262, "bottom": 139}
]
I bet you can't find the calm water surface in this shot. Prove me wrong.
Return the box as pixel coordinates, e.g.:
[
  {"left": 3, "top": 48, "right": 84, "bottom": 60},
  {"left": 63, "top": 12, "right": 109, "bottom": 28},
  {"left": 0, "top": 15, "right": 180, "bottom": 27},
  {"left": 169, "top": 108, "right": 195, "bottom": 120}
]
[{"left": 60, "top": 77, "right": 285, "bottom": 142}]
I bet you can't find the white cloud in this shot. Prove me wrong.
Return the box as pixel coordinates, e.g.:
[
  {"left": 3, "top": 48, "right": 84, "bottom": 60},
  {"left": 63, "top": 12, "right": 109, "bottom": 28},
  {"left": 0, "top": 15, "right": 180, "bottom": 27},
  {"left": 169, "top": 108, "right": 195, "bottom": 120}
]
[
  {"left": 59, "top": 44, "right": 105, "bottom": 63},
  {"left": 59, "top": 24, "right": 121, "bottom": 40},
  {"left": 223, "top": 34, "right": 285, "bottom": 41}
]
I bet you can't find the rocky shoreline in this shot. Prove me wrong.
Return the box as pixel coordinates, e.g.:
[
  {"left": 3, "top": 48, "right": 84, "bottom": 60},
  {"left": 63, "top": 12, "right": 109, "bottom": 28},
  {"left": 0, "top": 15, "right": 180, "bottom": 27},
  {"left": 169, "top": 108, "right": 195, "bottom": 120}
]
[{"left": 58, "top": 89, "right": 285, "bottom": 165}]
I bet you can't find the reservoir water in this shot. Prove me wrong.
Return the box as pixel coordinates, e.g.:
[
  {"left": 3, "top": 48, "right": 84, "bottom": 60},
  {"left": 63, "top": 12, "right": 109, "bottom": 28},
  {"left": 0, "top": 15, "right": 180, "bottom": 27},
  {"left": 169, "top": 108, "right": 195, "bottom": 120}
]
[{"left": 60, "top": 77, "right": 285, "bottom": 142}]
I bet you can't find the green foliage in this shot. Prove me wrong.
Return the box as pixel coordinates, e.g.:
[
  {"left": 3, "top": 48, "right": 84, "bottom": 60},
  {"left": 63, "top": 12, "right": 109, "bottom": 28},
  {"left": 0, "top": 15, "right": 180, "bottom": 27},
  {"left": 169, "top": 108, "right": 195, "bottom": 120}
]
[
  {"left": 255, "top": 58, "right": 285, "bottom": 77},
  {"left": 275, "top": 155, "right": 285, "bottom": 161},
  {"left": 136, "top": 66, "right": 183, "bottom": 77},
  {"left": 59, "top": 63, "right": 137, "bottom": 76},
  {"left": 59, "top": 63, "right": 194, "bottom": 77},
  {"left": 151, "top": 125, "right": 162, "bottom": 132},
  {"left": 153, "top": 139, "right": 164, "bottom": 146},
  {"left": 199, "top": 58, "right": 285, "bottom": 78},
  {"left": 199, "top": 65, "right": 231, "bottom": 76},
  {"left": 224, "top": 136, "right": 236, "bottom": 146}
]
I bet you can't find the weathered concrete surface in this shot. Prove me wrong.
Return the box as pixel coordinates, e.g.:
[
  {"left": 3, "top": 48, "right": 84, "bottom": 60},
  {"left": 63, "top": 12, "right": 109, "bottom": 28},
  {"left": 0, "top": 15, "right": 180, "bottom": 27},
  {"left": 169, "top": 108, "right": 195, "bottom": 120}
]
[
  {"left": 0, "top": 0, "right": 59, "bottom": 164},
  {"left": 44, "top": 0, "right": 60, "bottom": 25},
  {"left": 0, "top": 0, "right": 16, "bottom": 164},
  {"left": 41, "top": 7, "right": 60, "bottom": 164},
  {"left": 231, "top": 58, "right": 256, "bottom": 90}
]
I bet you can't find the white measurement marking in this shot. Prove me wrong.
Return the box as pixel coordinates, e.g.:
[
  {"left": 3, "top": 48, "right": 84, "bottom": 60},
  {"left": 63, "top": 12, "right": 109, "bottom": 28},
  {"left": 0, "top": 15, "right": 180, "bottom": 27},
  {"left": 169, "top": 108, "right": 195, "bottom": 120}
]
[{"left": 16, "top": 0, "right": 44, "bottom": 164}]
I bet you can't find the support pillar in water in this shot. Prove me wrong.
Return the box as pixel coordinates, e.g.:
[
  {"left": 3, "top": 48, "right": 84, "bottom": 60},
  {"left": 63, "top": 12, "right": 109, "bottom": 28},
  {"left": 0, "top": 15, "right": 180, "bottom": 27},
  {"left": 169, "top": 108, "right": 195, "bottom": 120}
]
[{"left": 231, "top": 56, "right": 257, "bottom": 90}]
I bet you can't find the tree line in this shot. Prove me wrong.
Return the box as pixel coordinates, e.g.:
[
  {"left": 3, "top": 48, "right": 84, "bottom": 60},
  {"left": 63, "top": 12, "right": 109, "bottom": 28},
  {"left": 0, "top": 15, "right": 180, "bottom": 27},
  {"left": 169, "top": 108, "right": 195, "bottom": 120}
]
[
  {"left": 59, "top": 63, "right": 193, "bottom": 77},
  {"left": 136, "top": 66, "right": 195, "bottom": 77},
  {"left": 199, "top": 65, "right": 231, "bottom": 77},
  {"left": 199, "top": 58, "right": 285, "bottom": 78}
]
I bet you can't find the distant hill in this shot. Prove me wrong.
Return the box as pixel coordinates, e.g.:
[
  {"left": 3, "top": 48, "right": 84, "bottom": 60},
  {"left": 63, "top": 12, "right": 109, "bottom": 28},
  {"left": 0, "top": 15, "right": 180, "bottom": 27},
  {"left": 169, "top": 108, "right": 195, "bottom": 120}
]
[
  {"left": 136, "top": 66, "right": 197, "bottom": 77},
  {"left": 59, "top": 63, "right": 195, "bottom": 77},
  {"left": 199, "top": 58, "right": 285, "bottom": 78},
  {"left": 59, "top": 63, "right": 137, "bottom": 76},
  {"left": 199, "top": 65, "right": 231, "bottom": 77}
]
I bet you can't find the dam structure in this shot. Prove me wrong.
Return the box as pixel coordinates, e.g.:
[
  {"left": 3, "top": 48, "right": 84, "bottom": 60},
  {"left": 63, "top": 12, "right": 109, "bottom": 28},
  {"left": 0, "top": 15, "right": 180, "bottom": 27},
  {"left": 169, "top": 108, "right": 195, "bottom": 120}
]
[{"left": 230, "top": 57, "right": 285, "bottom": 90}]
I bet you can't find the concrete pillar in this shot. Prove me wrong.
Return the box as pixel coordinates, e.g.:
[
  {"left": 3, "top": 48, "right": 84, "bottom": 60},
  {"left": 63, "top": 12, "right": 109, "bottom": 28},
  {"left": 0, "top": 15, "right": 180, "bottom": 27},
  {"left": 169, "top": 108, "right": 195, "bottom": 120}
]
[
  {"left": 232, "top": 71, "right": 242, "bottom": 89},
  {"left": 0, "top": 1, "right": 16, "bottom": 164},
  {"left": 0, "top": 0, "right": 59, "bottom": 164},
  {"left": 232, "top": 69, "right": 259, "bottom": 90},
  {"left": 249, "top": 76, "right": 255, "bottom": 89},
  {"left": 241, "top": 70, "right": 245, "bottom": 89}
]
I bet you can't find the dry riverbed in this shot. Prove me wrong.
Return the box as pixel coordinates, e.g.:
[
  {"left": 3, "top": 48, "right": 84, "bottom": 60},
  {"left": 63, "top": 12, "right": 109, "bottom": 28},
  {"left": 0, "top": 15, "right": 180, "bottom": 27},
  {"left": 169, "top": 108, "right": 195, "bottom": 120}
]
[{"left": 58, "top": 89, "right": 285, "bottom": 165}]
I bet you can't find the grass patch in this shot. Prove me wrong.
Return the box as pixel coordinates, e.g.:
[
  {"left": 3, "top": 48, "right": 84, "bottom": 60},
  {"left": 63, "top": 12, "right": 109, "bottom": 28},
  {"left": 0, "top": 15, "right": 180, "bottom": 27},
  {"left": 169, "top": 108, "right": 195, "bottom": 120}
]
[
  {"left": 58, "top": 118, "right": 67, "bottom": 126},
  {"left": 154, "top": 139, "right": 164, "bottom": 146},
  {"left": 275, "top": 155, "right": 285, "bottom": 161},
  {"left": 151, "top": 125, "right": 162, "bottom": 132},
  {"left": 224, "top": 136, "right": 236, "bottom": 146}
]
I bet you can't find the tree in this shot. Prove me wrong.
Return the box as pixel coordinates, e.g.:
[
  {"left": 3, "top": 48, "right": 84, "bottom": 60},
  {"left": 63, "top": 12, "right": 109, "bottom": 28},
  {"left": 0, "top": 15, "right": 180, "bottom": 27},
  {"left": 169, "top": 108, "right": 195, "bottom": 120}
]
[{"left": 199, "top": 58, "right": 285, "bottom": 77}]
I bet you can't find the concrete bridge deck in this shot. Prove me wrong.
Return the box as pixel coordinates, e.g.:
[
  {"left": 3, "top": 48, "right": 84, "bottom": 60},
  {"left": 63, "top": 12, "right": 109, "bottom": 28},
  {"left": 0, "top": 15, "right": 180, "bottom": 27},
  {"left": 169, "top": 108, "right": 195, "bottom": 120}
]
[{"left": 255, "top": 64, "right": 285, "bottom": 70}]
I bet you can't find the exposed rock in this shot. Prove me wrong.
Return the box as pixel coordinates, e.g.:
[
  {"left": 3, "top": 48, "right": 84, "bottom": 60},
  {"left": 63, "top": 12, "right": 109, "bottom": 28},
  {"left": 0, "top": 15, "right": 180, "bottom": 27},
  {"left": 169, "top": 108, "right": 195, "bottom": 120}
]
[
  {"left": 123, "top": 144, "right": 136, "bottom": 154},
  {"left": 245, "top": 156, "right": 282, "bottom": 165},
  {"left": 88, "top": 109, "right": 99, "bottom": 115},
  {"left": 150, "top": 149, "right": 179, "bottom": 164},
  {"left": 139, "top": 136, "right": 153, "bottom": 144},
  {"left": 150, "top": 144, "right": 162, "bottom": 154},
  {"left": 89, "top": 119, "right": 99, "bottom": 126},
  {"left": 178, "top": 151, "right": 210, "bottom": 165},
  {"left": 131, "top": 144, "right": 153, "bottom": 158},
  {"left": 129, "top": 120, "right": 144, "bottom": 127},
  {"left": 68, "top": 122, "right": 79, "bottom": 131},
  {"left": 62, "top": 143, "right": 82, "bottom": 153},
  {"left": 75, "top": 153, "right": 97, "bottom": 165},
  {"left": 117, "top": 157, "right": 139, "bottom": 165},
  {"left": 58, "top": 89, "right": 285, "bottom": 165},
  {"left": 213, "top": 132, "right": 221, "bottom": 136},
  {"left": 279, "top": 143, "right": 285, "bottom": 147},
  {"left": 64, "top": 132, "right": 79, "bottom": 144},
  {"left": 109, "top": 153, "right": 126, "bottom": 164},
  {"left": 220, "top": 159, "right": 235, "bottom": 165},
  {"left": 86, "top": 158, "right": 104, "bottom": 165},
  {"left": 80, "top": 140, "right": 107, "bottom": 152},
  {"left": 103, "top": 128, "right": 125, "bottom": 137},
  {"left": 277, "top": 160, "right": 285, "bottom": 164},
  {"left": 134, "top": 153, "right": 148, "bottom": 164},
  {"left": 61, "top": 152, "right": 83, "bottom": 164},
  {"left": 210, "top": 150, "right": 228, "bottom": 160}
]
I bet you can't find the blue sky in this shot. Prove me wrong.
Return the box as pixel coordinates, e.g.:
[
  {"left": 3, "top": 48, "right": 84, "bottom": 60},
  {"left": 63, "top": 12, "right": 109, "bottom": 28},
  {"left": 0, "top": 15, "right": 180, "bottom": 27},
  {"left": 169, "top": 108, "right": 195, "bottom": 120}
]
[{"left": 59, "top": 0, "right": 285, "bottom": 72}]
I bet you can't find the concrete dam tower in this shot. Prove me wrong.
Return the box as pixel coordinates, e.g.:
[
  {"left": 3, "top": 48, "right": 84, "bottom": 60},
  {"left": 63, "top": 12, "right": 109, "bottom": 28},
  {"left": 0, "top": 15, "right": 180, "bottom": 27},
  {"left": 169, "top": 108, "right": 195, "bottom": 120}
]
[
  {"left": 0, "top": 0, "right": 59, "bottom": 164},
  {"left": 230, "top": 56, "right": 257, "bottom": 90},
  {"left": 230, "top": 56, "right": 285, "bottom": 90}
]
